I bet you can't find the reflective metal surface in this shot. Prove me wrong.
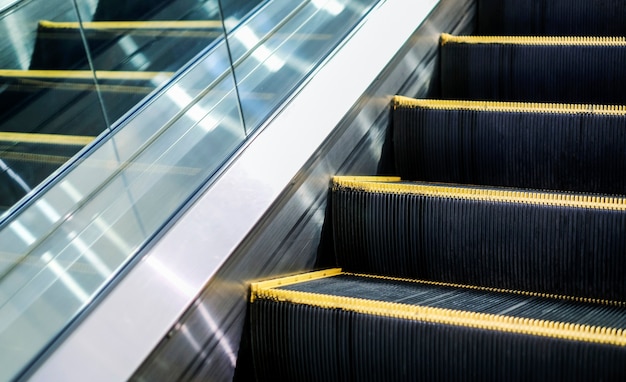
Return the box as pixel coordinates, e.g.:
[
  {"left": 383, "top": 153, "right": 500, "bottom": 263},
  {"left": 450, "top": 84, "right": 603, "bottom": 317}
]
[
  {"left": 29, "top": 0, "right": 478, "bottom": 380},
  {"left": 134, "top": 1, "right": 476, "bottom": 380},
  {"left": 0, "top": 0, "right": 399, "bottom": 379}
]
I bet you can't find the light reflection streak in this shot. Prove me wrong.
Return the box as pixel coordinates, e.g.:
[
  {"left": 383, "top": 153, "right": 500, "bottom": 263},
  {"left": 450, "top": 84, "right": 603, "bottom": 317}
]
[
  {"left": 5, "top": 16, "right": 30, "bottom": 69},
  {"left": 165, "top": 83, "right": 245, "bottom": 136},
  {"left": 312, "top": 0, "right": 345, "bottom": 16},
  {"left": 41, "top": 251, "right": 89, "bottom": 302},
  {"left": 235, "top": 26, "right": 285, "bottom": 72},
  {"left": 9, "top": 221, "right": 36, "bottom": 246},
  {"left": 0, "top": 159, "right": 30, "bottom": 193},
  {"left": 118, "top": 37, "right": 149, "bottom": 69},
  {"left": 145, "top": 256, "right": 195, "bottom": 298},
  {"left": 196, "top": 301, "right": 237, "bottom": 366},
  {"left": 68, "top": 231, "right": 112, "bottom": 278}
]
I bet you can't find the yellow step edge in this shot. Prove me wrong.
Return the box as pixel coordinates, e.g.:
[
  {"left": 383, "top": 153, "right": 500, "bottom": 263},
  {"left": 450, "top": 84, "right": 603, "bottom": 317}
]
[
  {"left": 7, "top": 77, "right": 157, "bottom": 94},
  {"left": 0, "top": 132, "right": 94, "bottom": 146},
  {"left": 332, "top": 176, "right": 626, "bottom": 211},
  {"left": 38, "top": 20, "right": 223, "bottom": 30},
  {"left": 250, "top": 268, "right": 342, "bottom": 302},
  {"left": 0, "top": 70, "right": 173, "bottom": 80},
  {"left": 0, "top": 151, "right": 72, "bottom": 165},
  {"left": 441, "top": 33, "right": 626, "bottom": 46},
  {"left": 0, "top": 150, "right": 206, "bottom": 175},
  {"left": 392, "top": 95, "right": 626, "bottom": 116},
  {"left": 251, "top": 271, "right": 626, "bottom": 347},
  {"left": 332, "top": 175, "right": 401, "bottom": 183}
]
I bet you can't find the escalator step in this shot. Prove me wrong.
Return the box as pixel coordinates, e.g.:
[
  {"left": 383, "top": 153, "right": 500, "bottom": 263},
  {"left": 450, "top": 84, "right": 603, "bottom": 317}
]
[
  {"left": 92, "top": 0, "right": 172, "bottom": 21},
  {"left": 0, "top": 70, "right": 171, "bottom": 136},
  {"left": 440, "top": 34, "right": 626, "bottom": 104},
  {"left": 250, "top": 269, "right": 626, "bottom": 381},
  {"left": 477, "top": 0, "right": 626, "bottom": 36},
  {"left": 29, "top": 20, "right": 222, "bottom": 71},
  {"left": 0, "top": 132, "right": 95, "bottom": 208},
  {"left": 332, "top": 176, "right": 626, "bottom": 301},
  {"left": 392, "top": 96, "right": 626, "bottom": 194}
]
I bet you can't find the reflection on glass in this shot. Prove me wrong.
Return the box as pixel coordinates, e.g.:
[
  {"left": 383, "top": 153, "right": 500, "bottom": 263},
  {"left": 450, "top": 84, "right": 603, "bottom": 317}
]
[
  {"left": 0, "top": 0, "right": 250, "bottom": 379},
  {"left": 0, "top": 0, "right": 265, "bottom": 217},
  {"left": 228, "top": 0, "right": 380, "bottom": 131},
  {"left": 0, "top": 0, "right": 106, "bottom": 214},
  {"left": 0, "top": 0, "right": 382, "bottom": 379}
]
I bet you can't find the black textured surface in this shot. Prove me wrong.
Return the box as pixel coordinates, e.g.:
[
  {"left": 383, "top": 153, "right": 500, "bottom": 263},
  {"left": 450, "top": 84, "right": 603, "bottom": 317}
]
[
  {"left": 333, "top": 185, "right": 626, "bottom": 301},
  {"left": 441, "top": 42, "right": 626, "bottom": 104},
  {"left": 280, "top": 274, "right": 626, "bottom": 329},
  {"left": 392, "top": 103, "right": 626, "bottom": 194},
  {"left": 477, "top": 0, "right": 626, "bottom": 36},
  {"left": 251, "top": 297, "right": 626, "bottom": 381}
]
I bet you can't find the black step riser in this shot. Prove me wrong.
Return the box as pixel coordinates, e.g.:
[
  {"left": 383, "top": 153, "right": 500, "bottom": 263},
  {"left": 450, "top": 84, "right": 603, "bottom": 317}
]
[
  {"left": 393, "top": 106, "right": 626, "bottom": 194},
  {"left": 251, "top": 299, "right": 626, "bottom": 382},
  {"left": 477, "top": 0, "right": 626, "bottom": 36},
  {"left": 441, "top": 43, "right": 626, "bottom": 104},
  {"left": 333, "top": 188, "right": 626, "bottom": 301}
]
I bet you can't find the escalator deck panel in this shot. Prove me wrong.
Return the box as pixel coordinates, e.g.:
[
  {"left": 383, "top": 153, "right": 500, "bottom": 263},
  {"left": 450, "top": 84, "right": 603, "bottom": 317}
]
[
  {"left": 250, "top": 269, "right": 626, "bottom": 381},
  {"left": 440, "top": 34, "right": 626, "bottom": 104},
  {"left": 392, "top": 96, "right": 626, "bottom": 194},
  {"left": 332, "top": 176, "right": 626, "bottom": 301}
]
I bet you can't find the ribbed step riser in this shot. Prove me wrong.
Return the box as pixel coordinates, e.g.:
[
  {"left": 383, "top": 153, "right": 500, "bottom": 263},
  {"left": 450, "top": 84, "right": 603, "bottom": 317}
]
[
  {"left": 332, "top": 179, "right": 626, "bottom": 301},
  {"left": 251, "top": 300, "right": 626, "bottom": 382},
  {"left": 477, "top": 0, "right": 626, "bottom": 36},
  {"left": 0, "top": 77, "right": 155, "bottom": 135},
  {"left": 392, "top": 99, "right": 626, "bottom": 194},
  {"left": 250, "top": 271, "right": 626, "bottom": 381},
  {"left": 30, "top": 24, "right": 217, "bottom": 71},
  {"left": 441, "top": 38, "right": 626, "bottom": 104}
]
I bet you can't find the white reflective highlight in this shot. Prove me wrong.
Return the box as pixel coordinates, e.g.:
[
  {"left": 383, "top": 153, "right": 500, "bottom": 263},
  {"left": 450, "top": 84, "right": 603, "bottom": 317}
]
[
  {"left": 0, "top": 159, "right": 31, "bottom": 193},
  {"left": 68, "top": 232, "right": 112, "bottom": 278},
  {"left": 118, "top": 37, "right": 149, "bottom": 69},
  {"left": 235, "top": 26, "right": 285, "bottom": 72},
  {"left": 196, "top": 302, "right": 237, "bottom": 366},
  {"left": 41, "top": 252, "right": 89, "bottom": 303},
  {"left": 312, "top": 0, "right": 345, "bottom": 16},
  {"left": 5, "top": 16, "right": 30, "bottom": 69},
  {"left": 145, "top": 256, "right": 196, "bottom": 299},
  {"left": 10, "top": 221, "right": 36, "bottom": 246},
  {"left": 59, "top": 180, "right": 84, "bottom": 203}
]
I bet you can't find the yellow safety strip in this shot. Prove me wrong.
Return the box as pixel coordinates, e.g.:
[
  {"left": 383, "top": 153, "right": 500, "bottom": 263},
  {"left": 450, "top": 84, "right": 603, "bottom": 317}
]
[
  {"left": 392, "top": 95, "right": 626, "bottom": 116},
  {"left": 331, "top": 176, "right": 401, "bottom": 183},
  {"left": 250, "top": 268, "right": 342, "bottom": 301},
  {"left": 39, "top": 20, "right": 223, "bottom": 30},
  {"left": 251, "top": 271, "right": 626, "bottom": 346},
  {"left": 441, "top": 33, "right": 626, "bottom": 46},
  {"left": 332, "top": 176, "right": 626, "bottom": 211},
  {"left": 6, "top": 78, "right": 157, "bottom": 94},
  {"left": 0, "top": 132, "right": 94, "bottom": 146},
  {"left": 0, "top": 151, "right": 73, "bottom": 165},
  {"left": 0, "top": 150, "right": 207, "bottom": 176},
  {"left": 0, "top": 70, "right": 173, "bottom": 80}
]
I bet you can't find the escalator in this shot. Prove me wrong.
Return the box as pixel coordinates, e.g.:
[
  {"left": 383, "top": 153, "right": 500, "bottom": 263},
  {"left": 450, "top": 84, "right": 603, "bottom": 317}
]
[
  {"left": 9, "top": 0, "right": 626, "bottom": 379},
  {"left": 247, "top": 1, "right": 626, "bottom": 380}
]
